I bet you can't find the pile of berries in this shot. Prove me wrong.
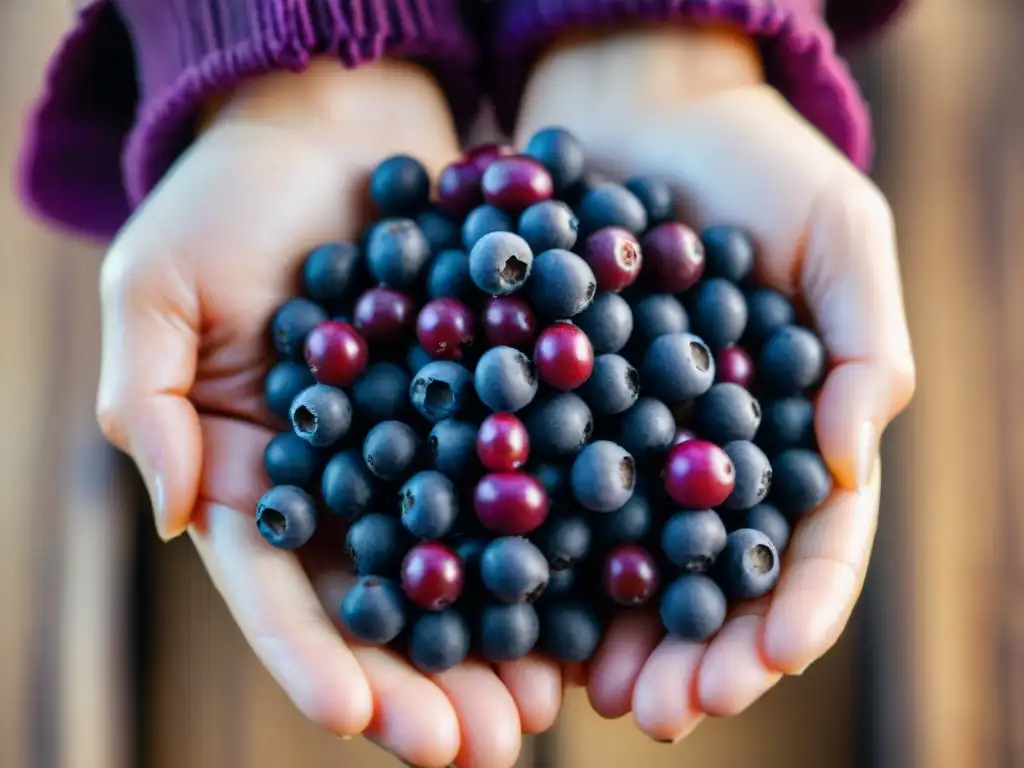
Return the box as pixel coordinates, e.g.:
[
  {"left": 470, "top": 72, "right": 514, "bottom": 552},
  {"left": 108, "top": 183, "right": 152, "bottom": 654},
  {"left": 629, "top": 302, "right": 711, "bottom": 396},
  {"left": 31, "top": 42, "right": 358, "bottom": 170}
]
[{"left": 258, "top": 129, "right": 833, "bottom": 674}]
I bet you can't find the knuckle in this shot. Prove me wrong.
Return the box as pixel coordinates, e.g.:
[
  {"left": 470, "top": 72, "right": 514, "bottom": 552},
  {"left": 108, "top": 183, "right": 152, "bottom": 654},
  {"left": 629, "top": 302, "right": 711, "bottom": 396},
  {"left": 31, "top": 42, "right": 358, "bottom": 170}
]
[
  {"left": 95, "top": 395, "right": 127, "bottom": 449},
  {"left": 821, "top": 172, "right": 896, "bottom": 248}
]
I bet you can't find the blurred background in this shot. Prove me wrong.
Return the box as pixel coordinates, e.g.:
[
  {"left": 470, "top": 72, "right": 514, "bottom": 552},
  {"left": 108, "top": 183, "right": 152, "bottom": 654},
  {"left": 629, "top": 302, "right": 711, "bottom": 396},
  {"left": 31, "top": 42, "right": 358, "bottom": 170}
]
[{"left": 1, "top": 1, "right": 1021, "bottom": 766}]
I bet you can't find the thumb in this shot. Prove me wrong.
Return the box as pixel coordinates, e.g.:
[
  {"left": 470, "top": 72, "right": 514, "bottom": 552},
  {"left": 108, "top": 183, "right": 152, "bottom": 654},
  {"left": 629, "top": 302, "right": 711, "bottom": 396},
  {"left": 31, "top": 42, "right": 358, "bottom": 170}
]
[{"left": 97, "top": 237, "right": 201, "bottom": 540}]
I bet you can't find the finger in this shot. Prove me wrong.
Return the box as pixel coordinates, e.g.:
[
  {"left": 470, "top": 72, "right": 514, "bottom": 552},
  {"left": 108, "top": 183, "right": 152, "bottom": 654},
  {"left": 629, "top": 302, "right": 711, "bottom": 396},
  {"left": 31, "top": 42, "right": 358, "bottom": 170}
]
[
  {"left": 631, "top": 638, "right": 706, "bottom": 744},
  {"left": 762, "top": 457, "right": 882, "bottom": 672},
  {"left": 497, "top": 657, "right": 563, "bottom": 733},
  {"left": 587, "top": 610, "right": 663, "bottom": 719},
  {"left": 433, "top": 662, "right": 523, "bottom": 768},
  {"left": 97, "top": 238, "right": 201, "bottom": 540}
]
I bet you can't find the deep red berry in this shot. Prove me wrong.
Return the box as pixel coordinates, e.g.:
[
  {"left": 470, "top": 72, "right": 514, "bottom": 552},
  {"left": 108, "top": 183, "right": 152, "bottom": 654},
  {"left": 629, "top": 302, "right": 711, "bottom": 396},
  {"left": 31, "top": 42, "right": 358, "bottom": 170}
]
[
  {"left": 481, "top": 156, "right": 554, "bottom": 211},
  {"left": 663, "top": 439, "right": 736, "bottom": 509},
  {"left": 533, "top": 322, "right": 594, "bottom": 391},
  {"left": 401, "top": 542, "right": 464, "bottom": 611},
  {"left": 474, "top": 472, "right": 549, "bottom": 535},
  {"left": 353, "top": 287, "right": 415, "bottom": 342},
  {"left": 641, "top": 222, "right": 705, "bottom": 293},
  {"left": 672, "top": 427, "right": 697, "bottom": 446},
  {"left": 716, "top": 345, "right": 755, "bottom": 389},
  {"left": 477, "top": 413, "right": 530, "bottom": 471},
  {"left": 482, "top": 295, "right": 537, "bottom": 348},
  {"left": 436, "top": 159, "right": 484, "bottom": 217},
  {"left": 603, "top": 545, "right": 660, "bottom": 606},
  {"left": 466, "top": 143, "right": 514, "bottom": 172},
  {"left": 304, "top": 320, "right": 369, "bottom": 387},
  {"left": 584, "top": 227, "right": 643, "bottom": 292},
  {"left": 416, "top": 298, "right": 476, "bottom": 360}
]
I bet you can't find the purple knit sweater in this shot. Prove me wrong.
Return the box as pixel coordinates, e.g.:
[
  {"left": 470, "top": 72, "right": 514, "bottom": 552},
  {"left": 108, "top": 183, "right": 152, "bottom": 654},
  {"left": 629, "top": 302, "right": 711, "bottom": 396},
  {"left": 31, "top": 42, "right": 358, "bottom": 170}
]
[{"left": 18, "top": 0, "right": 907, "bottom": 240}]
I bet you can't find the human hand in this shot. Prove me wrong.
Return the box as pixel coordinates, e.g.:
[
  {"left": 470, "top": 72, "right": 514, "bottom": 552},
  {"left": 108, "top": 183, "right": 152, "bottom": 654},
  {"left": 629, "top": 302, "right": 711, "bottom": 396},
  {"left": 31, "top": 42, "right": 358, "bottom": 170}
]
[
  {"left": 97, "top": 60, "right": 561, "bottom": 768},
  {"left": 515, "top": 25, "right": 916, "bottom": 742}
]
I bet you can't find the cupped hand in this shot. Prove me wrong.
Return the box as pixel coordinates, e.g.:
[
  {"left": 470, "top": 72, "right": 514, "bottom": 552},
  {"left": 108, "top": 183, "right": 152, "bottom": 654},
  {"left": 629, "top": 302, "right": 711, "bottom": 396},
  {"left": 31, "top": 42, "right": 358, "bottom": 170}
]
[
  {"left": 96, "top": 60, "right": 561, "bottom": 768},
  {"left": 516, "top": 26, "right": 916, "bottom": 742}
]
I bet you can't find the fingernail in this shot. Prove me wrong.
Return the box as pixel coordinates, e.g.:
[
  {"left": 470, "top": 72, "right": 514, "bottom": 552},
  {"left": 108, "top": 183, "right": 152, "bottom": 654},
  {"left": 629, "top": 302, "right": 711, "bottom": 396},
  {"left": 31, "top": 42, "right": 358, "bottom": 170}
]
[{"left": 856, "top": 421, "right": 877, "bottom": 489}]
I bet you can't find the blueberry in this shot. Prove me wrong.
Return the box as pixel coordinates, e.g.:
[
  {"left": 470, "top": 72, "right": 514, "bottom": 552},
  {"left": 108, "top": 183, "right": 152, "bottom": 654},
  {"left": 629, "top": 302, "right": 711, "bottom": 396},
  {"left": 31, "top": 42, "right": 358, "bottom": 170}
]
[
  {"left": 462, "top": 204, "right": 515, "bottom": 250},
  {"left": 571, "top": 440, "right": 636, "bottom": 512},
  {"left": 340, "top": 576, "right": 407, "bottom": 645},
  {"left": 346, "top": 513, "right": 407, "bottom": 576},
  {"left": 428, "top": 419, "right": 480, "bottom": 480},
  {"left": 290, "top": 384, "right": 352, "bottom": 447},
  {"left": 321, "top": 449, "right": 379, "bottom": 520},
  {"left": 363, "top": 421, "right": 420, "bottom": 481},
  {"left": 614, "top": 397, "right": 677, "bottom": 463},
  {"left": 302, "top": 242, "right": 362, "bottom": 304},
  {"left": 410, "top": 360, "right": 474, "bottom": 422},
  {"left": 691, "top": 278, "right": 748, "bottom": 350},
  {"left": 409, "top": 610, "right": 471, "bottom": 673},
  {"left": 561, "top": 170, "right": 609, "bottom": 212},
  {"left": 417, "top": 210, "right": 461, "bottom": 254},
  {"left": 365, "top": 218, "right": 431, "bottom": 289},
  {"left": 400, "top": 471, "right": 460, "bottom": 539},
  {"left": 426, "top": 249, "right": 473, "bottom": 301},
  {"left": 701, "top": 226, "right": 754, "bottom": 283},
  {"left": 642, "top": 333, "right": 716, "bottom": 404},
  {"left": 352, "top": 362, "right": 411, "bottom": 423},
  {"left": 531, "top": 463, "right": 569, "bottom": 499},
  {"left": 759, "top": 325, "right": 826, "bottom": 395},
  {"left": 578, "top": 354, "right": 639, "bottom": 415},
  {"left": 370, "top": 154, "right": 430, "bottom": 216},
  {"left": 521, "top": 393, "right": 594, "bottom": 460},
  {"left": 474, "top": 346, "right": 539, "bottom": 412},
  {"left": 692, "top": 383, "right": 762, "bottom": 444},
  {"left": 455, "top": 537, "right": 488, "bottom": 583},
  {"left": 407, "top": 344, "right": 433, "bottom": 375},
  {"left": 624, "top": 176, "right": 676, "bottom": 225},
  {"left": 660, "top": 574, "right": 727, "bottom": 640},
  {"left": 481, "top": 537, "right": 550, "bottom": 603},
  {"left": 593, "top": 493, "right": 652, "bottom": 545},
  {"left": 264, "top": 361, "right": 315, "bottom": 420},
  {"left": 744, "top": 289, "right": 796, "bottom": 348},
  {"left": 255, "top": 485, "right": 317, "bottom": 549},
  {"left": 264, "top": 432, "right": 322, "bottom": 488},
  {"left": 713, "top": 528, "right": 780, "bottom": 600},
  {"left": 270, "top": 298, "right": 327, "bottom": 361},
  {"left": 518, "top": 200, "right": 578, "bottom": 252},
  {"left": 533, "top": 516, "right": 591, "bottom": 570},
  {"left": 523, "top": 127, "right": 585, "bottom": 192},
  {"left": 535, "top": 567, "right": 578, "bottom": 604},
  {"left": 758, "top": 396, "right": 816, "bottom": 455},
  {"left": 468, "top": 231, "right": 534, "bottom": 295},
  {"left": 478, "top": 603, "right": 540, "bottom": 661},
  {"left": 770, "top": 448, "right": 832, "bottom": 518},
  {"left": 578, "top": 183, "right": 648, "bottom": 236},
  {"left": 630, "top": 294, "right": 688, "bottom": 349},
  {"left": 721, "top": 441, "right": 773, "bottom": 511},
  {"left": 732, "top": 503, "right": 791, "bottom": 555},
  {"left": 575, "top": 292, "right": 634, "bottom": 354},
  {"left": 537, "top": 601, "right": 602, "bottom": 663},
  {"left": 525, "top": 249, "right": 597, "bottom": 318},
  {"left": 661, "top": 509, "right": 727, "bottom": 572}
]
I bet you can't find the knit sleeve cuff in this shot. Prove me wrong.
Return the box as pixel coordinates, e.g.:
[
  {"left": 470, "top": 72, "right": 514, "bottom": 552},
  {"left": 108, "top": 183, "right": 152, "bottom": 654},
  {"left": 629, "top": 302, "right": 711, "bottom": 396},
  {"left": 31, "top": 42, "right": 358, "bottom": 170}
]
[
  {"left": 18, "top": 0, "right": 479, "bottom": 240},
  {"left": 489, "top": 0, "right": 876, "bottom": 172}
]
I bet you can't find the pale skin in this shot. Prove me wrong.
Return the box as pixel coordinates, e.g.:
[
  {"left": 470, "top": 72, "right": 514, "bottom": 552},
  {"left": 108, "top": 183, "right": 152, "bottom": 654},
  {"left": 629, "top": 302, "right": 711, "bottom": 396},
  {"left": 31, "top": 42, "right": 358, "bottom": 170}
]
[{"left": 96, "top": 24, "right": 916, "bottom": 768}]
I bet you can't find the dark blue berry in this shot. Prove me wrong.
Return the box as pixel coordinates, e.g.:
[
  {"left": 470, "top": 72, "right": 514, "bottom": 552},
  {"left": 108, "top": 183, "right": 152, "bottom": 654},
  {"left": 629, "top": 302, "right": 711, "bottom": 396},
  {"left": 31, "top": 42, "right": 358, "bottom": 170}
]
[
  {"left": 264, "top": 361, "right": 315, "bottom": 420},
  {"left": 660, "top": 574, "right": 727, "bottom": 640},
  {"left": 521, "top": 393, "right": 594, "bottom": 460},
  {"left": 732, "top": 503, "right": 790, "bottom": 555},
  {"left": 770, "top": 448, "right": 832, "bottom": 518},
  {"left": 256, "top": 485, "right": 317, "bottom": 549},
  {"left": 518, "top": 200, "right": 578, "bottom": 252},
  {"left": 481, "top": 537, "right": 550, "bottom": 604},
  {"left": 561, "top": 170, "right": 609, "bottom": 212},
  {"left": 744, "top": 288, "right": 796, "bottom": 349},
  {"left": 578, "top": 354, "right": 639, "bottom": 415},
  {"left": 624, "top": 177, "right": 676, "bottom": 225},
  {"left": 642, "top": 333, "right": 716, "bottom": 405},
  {"left": 758, "top": 396, "right": 816, "bottom": 455},
  {"left": 263, "top": 432, "right": 321, "bottom": 488},
  {"left": 302, "top": 242, "right": 362, "bottom": 305},
  {"left": 322, "top": 449, "right": 379, "bottom": 520},
  {"left": 352, "top": 362, "right": 410, "bottom": 423},
  {"left": 533, "top": 516, "right": 591, "bottom": 570},
  {"left": 400, "top": 470, "right": 460, "bottom": 539},
  {"left": 417, "top": 210, "right": 461, "bottom": 254},
  {"left": 346, "top": 513, "right": 406, "bottom": 576},
  {"left": 615, "top": 397, "right": 677, "bottom": 463},
  {"left": 531, "top": 463, "right": 569, "bottom": 500},
  {"left": 271, "top": 298, "right": 327, "bottom": 361},
  {"left": 474, "top": 346, "right": 539, "bottom": 412},
  {"left": 290, "top": 384, "right": 352, "bottom": 447},
  {"left": 692, "top": 383, "right": 762, "bottom": 444},
  {"left": 691, "top": 278, "right": 748, "bottom": 350},
  {"left": 340, "top": 576, "right": 407, "bottom": 645},
  {"left": 593, "top": 492, "right": 652, "bottom": 545},
  {"left": 526, "top": 249, "right": 597, "bottom": 318},
  {"left": 713, "top": 528, "right": 780, "bottom": 600},
  {"left": 407, "top": 344, "right": 433, "bottom": 374},
  {"left": 428, "top": 419, "right": 480, "bottom": 480},
  {"left": 575, "top": 293, "right": 633, "bottom": 354},
  {"left": 523, "top": 127, "right": 585, "bottom": 192},
  {"left": 370, "top": 155, "right": 430, "bottom": 216},
  {"left": 630, "top": 294, "right": 688, "bottom": 349},
  {"left": 455, "top": 537, "right": 488, "bottom": 580},
  {"left": 410, "top": 360, "right": 474, "bottom": 422},
  {"left": 701, "top": 226, "right": 754, "bottom": 283},
  {"left": 760, "top": 325, "right": 826, "bottom": 395},
  {"left": 535, "top": 567, "right": 577, "bottom": 604},
  {"left": 478, "top": 603, "right": 540, "bottom": 661},
  {"left": 462, "top": 204, "right": 515, "bottom": 250},
  {"left": 363, "top": 421, "right": 420, "bottom": 481},
  {"left": 426, "top": 249, "right": 473, "bottom": 301},
  {"left": 409, "top": 610, "right": 471, "bottom": 673},
  {"left": 721, "top": 441, "right": 773, "bottom": 511},
  {"left": 365, "top": 218, "right": 431, "bottom": 289},
  {"left": 578, "top": 183, "right": 648, "bottom": 236},
  {"left": 571, "top": 440, "right": 636, "bottom": 512},
  {"left": 537, "top": 602, "right": 602, "bottom": 663},
  {"left": 661, "top": 509, "right": 727, "bottom": 572},
  {"left": 468, "top": 231, "right": 534, "bottom": 295}
]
